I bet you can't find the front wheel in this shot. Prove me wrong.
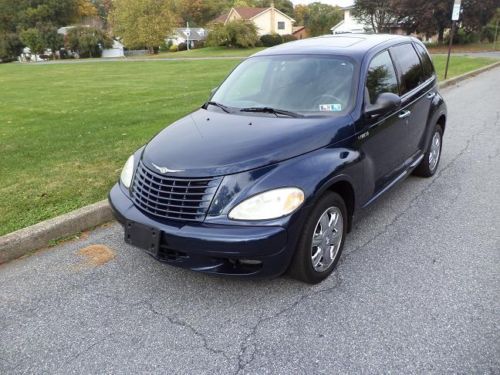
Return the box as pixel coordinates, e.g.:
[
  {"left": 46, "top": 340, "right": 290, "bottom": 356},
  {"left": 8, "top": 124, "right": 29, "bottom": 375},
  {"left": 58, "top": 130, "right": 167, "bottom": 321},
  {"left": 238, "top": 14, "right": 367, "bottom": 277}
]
[
  {"left": 288, "top": 192, "right": 347, "bottom": 284},
  {"left": 413, "top": 124, "right": 443, "bottom": 177}
]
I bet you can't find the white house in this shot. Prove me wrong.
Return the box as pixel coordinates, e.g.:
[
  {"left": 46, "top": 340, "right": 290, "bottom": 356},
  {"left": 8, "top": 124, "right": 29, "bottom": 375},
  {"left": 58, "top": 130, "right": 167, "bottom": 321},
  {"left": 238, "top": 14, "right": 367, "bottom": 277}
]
[
  {"left": 330, "top": 4, "right": 373, "bottom": 34},
  {"left": 102, "top": 39, "right": 124, "bottom": 58},
  {"left": 213, "top": 4, "right": 295, "bottom": 36},
  {"left": 166, "top": 28, "right": 207, "bottom": 48}
]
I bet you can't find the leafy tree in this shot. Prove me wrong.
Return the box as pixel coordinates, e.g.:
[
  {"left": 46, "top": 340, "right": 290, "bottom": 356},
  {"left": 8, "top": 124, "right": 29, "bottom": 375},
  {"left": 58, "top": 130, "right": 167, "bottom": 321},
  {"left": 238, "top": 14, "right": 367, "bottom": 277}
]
[
  {"left": 38, "top": 24, "right": 64, "bottom": 59},
  {"left": 306, "top": 2, "right": 343, "bottom": 36},
  {"left": 253, "top": 0, "right": 294, "bottom": 18},
  {"left": 177, "top": 0, "right": 227, "bottom": 26},
  {"left": 207, "top": 20, "right": 258, "bottom": 48},
  {"left": 110, "top": 0, "right": 177, "bottom": 52},
  {"left": 66, "top": 26, "right": 112, "bottom": 57},
  {"left": 0, "top": 33, "right": 23, "bottom": 62},
  {"left": 20, "top": 28, "right": 44, "bottom": 59},
  {"left": 293, "top": 4, "right": 309, "bottom": 26},
  {"left": 353, "top": 0, "right": 396, "bottom": 33}
]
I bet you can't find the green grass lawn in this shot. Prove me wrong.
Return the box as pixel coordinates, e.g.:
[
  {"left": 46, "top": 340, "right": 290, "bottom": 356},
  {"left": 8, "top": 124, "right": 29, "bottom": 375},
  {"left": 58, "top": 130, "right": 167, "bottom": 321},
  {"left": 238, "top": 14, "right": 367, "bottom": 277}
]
[
  {"left": 134, "top": 46, "right": 266, "bottom": 59},
  {"left": 0, "top": 54, "right": 496, "bottom": 235},
  {"left": 432, "top": 55, "right": 497, "bottom": 80}
]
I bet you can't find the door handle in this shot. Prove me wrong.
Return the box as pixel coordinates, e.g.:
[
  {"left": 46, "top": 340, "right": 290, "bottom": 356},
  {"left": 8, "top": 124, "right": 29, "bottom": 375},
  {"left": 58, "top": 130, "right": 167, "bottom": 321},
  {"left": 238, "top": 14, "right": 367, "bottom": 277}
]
[
  {"left": 426, "top": 92, "right": 436, "bottom": 99},
  {"left": 398, "top": 110, "right": 411, "bottom": 119}
]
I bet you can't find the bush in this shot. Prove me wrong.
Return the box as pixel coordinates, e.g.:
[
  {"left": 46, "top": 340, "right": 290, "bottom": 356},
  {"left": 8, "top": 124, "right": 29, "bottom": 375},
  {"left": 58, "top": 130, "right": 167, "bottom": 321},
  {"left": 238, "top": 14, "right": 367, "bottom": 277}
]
[
  {"left": 0, "top": 33, "right": 23, "bottom": 63},
  {"left": 260, "top": 34, "right": 283, "bottom": 47},
  {"left": 66, "top": 26, "right": 112, "bottom": 58},
  {"left": 282, "top": 34, "right": 297, "bottom": 43},
  {"left": 177, "top": 42, "right": 187, "bottom": 51},
  {"left": 207, "top": 20, "right": 259, "bottom": 48},
  {"left": 169, "top": 44, "right": 178, "bottom": 52}
]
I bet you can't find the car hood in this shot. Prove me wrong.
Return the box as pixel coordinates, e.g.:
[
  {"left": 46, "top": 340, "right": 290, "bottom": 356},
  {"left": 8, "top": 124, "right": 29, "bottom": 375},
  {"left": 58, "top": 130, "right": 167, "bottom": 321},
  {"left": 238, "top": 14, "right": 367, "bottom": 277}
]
[{"left": 141, "top": 109, "right": 353, "bottom": 178}]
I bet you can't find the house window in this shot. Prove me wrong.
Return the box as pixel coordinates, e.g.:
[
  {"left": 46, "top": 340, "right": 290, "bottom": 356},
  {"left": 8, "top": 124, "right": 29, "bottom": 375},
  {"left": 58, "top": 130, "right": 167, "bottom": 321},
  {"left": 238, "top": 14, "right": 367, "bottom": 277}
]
[{"left": 277, "top": 21, "right": 285, "bottom": 30}]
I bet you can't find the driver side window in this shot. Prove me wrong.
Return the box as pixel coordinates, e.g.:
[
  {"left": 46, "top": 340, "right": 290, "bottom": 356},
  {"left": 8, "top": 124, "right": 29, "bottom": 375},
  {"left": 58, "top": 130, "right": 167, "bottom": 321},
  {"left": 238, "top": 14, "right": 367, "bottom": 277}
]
[{"left": 366, "top": 51, "right": 399, "bottom": 105}]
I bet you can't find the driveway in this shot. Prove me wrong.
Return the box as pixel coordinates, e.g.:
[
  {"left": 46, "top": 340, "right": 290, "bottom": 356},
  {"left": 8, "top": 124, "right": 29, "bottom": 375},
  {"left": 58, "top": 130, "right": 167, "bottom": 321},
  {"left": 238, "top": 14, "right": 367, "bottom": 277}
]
[{"left": 1, "top": 68, "right": 499, "bottom": 374}]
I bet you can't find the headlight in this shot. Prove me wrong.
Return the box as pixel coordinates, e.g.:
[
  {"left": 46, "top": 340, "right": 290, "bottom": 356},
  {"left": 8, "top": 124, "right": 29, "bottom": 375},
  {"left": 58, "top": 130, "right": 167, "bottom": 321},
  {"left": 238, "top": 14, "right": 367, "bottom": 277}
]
[
  {"left": 120, "top": 155, "right": 134, "bottom": 188},
  {"left": 228, "top": 187, "right": 304, "bottom": 221}
]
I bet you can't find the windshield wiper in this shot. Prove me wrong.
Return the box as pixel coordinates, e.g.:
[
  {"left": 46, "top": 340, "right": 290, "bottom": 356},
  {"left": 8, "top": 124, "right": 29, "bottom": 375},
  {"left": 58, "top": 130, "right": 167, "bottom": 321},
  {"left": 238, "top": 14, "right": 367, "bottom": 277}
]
[
  {"left": 203, "top": 101, "right": 231, "bottom": 113},
  {"left": 240, "top": 107, "right": 304, "bottom": 118}
]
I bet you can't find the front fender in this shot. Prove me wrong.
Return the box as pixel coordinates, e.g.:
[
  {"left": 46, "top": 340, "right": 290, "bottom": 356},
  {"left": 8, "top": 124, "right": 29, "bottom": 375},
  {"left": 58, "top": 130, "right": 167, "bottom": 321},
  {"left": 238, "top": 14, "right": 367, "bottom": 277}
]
[{"left": 207, "top": 144, "right": 363, "bottom": 224}]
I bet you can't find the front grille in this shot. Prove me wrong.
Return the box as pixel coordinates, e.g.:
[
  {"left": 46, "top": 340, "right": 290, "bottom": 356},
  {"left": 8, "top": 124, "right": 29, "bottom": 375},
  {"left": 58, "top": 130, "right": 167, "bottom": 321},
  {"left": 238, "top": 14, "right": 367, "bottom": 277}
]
[{"left": 131, "top": 161, "right": 221, "bottom": 222}]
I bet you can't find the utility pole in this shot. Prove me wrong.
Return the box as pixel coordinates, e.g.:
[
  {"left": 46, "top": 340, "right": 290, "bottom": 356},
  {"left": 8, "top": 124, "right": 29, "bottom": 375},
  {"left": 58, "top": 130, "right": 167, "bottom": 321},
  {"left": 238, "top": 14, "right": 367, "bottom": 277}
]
[
  {"left": 444, "top": 0, "right": 461, "bottom": 80},
  {"left": 494, "top": 19, "right": 499, "bottom": 51},
  {"left": 186, "top": 22, "right": 190, "bottom": 51}
]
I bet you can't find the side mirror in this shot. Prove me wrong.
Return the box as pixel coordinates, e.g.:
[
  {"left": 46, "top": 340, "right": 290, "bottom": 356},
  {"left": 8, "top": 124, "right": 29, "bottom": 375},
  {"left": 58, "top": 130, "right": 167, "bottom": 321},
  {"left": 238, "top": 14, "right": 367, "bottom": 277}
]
[{"left": 365, "top": 92, "right": 401, "bottom": 118}]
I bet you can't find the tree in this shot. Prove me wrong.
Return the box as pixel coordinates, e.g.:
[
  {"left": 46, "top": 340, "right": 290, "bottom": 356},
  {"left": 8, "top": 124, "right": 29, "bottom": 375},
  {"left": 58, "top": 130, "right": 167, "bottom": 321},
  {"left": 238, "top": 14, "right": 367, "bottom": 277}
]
[
  {"left": 0, "top": 33, "right": 23, "bottom": 62},
  {"left": 20, "top": 28, "right": 44, "bottom": 60},
  {"left": 306, "top": 2, "right": 343, "bottom": 36},
  {"left": 353, "top": 0, "right": 396, "bottom": 33},
  {"left": 207, "top": 20, "right": 259, "bottom": 48},
  {"left": 293, "top": 4, "right": 310, "bottom": 26},
  {"left": 177, "top": 0, "right": 227, "bottom": 27},
  {"left": 253, "top": 0, "right": 294, "bottom": 18},
  {"left": 38, "top": 24, "right": 64, "bottom": 59},
  {"left": 110, "top": 0, "right": 177, "bottom": 52},
  {"left": 66, "top": 26, "right": 112, "bottom": 57}
]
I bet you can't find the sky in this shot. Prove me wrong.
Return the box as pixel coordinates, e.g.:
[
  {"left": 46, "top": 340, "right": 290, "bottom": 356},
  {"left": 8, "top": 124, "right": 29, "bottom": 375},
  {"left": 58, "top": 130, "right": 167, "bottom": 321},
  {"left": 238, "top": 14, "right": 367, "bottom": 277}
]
[{"left": 290, "top": 0, "right": 353, "bottom": 6}]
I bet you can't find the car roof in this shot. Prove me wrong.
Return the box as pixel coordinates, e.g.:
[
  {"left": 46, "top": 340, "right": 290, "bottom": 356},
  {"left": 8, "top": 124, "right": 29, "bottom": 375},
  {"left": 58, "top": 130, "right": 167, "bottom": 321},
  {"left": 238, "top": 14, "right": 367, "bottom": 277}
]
[{"left": 254, "top": 34, "right": 418, "bottom": 60}]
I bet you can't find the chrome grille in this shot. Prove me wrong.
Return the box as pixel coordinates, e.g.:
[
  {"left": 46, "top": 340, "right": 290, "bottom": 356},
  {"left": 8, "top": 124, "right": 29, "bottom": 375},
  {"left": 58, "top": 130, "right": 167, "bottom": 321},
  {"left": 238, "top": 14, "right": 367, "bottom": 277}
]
[{"left": 131, "top": 162, "right": 221, "bottom": 222}]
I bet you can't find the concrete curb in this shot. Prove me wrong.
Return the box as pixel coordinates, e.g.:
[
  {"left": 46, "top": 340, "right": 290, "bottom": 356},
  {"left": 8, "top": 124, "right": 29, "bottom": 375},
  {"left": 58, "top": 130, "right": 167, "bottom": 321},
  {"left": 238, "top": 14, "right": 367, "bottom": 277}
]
[
  {"left": 1, "top": 61, "right": 499, "bottom": 264},
  {"left": 0, "top": 200, "right": 113, "bottom": 264},
  {"left": 439, "top": 60, "right": 500, "bottom": 89}
]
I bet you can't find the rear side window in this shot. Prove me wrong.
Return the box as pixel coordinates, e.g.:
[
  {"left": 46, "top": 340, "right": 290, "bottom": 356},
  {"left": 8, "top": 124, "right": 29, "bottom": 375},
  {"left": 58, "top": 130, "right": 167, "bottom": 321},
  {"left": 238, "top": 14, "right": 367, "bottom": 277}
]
[
  {"left": 414, "top": 43, "right": 435, "bottom": 80},
  {"left": 366, "top": 50, "right": 398, "bottom": 105},
  {"left": 390, "top": 43, "right": 424, "bottom": 95}
]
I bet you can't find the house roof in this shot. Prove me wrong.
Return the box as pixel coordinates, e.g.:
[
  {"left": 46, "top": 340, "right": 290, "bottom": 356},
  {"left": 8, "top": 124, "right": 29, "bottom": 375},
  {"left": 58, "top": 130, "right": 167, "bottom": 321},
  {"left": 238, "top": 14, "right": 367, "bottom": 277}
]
[
  {"left": 234, "top": 7, "right": 268, "bottom": 20},
  {"left": 292, "top": 26, "right": 305, "bottom": 33},
  {"left": 212, "top": 6, "right": 294, "bottom": 24},
  {"left": 173, "top": 28, "right": 207, "bottom": 41}
]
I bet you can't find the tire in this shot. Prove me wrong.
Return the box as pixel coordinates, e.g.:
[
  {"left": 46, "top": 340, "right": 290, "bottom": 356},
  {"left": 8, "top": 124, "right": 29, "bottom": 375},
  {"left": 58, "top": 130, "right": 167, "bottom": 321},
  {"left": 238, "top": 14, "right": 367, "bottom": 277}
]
[
  {"left": 288, "top": 192, "right": 347, "bottom": 284},
  {"left": 413, "top": 124, "right": 443, "bottom": 177}
]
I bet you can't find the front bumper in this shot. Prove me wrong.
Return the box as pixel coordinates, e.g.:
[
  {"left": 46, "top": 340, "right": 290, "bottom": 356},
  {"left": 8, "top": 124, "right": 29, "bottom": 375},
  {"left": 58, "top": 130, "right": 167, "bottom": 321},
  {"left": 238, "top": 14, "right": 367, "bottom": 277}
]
[{"left": 108, "top": 184, "right": 292, "bottom": 277}]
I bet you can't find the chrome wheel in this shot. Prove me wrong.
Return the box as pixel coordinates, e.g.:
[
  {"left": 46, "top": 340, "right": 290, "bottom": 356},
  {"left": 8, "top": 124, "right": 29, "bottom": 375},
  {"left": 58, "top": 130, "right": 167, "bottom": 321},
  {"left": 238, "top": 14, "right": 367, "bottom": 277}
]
[
  {"left": 311, "top": 206, "right": 343, "bottom": 272},
  {"left": 428, "top": 131, "right": 441, "bottom": 172}
]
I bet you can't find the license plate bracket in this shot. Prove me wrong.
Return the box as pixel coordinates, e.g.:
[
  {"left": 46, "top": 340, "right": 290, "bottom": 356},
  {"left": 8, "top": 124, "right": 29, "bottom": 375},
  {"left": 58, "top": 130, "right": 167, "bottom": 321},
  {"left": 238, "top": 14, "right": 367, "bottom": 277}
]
[{"left": 124, "top": 221, "right": 160, "bottom": 255}]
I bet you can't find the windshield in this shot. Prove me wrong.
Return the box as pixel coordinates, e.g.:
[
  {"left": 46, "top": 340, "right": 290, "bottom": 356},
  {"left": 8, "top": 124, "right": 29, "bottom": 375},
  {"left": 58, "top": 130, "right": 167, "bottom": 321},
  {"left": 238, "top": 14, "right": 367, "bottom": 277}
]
[{"left": 211, "top": 55, "right": 355, "bottom": 115}]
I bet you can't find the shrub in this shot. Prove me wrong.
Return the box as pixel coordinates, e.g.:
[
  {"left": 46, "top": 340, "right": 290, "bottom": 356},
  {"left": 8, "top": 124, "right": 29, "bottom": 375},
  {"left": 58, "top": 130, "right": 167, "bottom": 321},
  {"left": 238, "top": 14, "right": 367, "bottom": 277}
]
[
  {"left": 169, "top": 44, "right": 178, "bottom": 52},
  {"left": 207, "top": 20, "right": 259, "bottom": 48},
  {"left": 260, "top": 33, "right": 283, "bottom": 47},
  {"left": 177, "top": 42, "right": 187, "bottom": 51},
  {"left": 0, "top": 33, "right": 23, "bottom": 63},
  {"left": 66, "top": 26, "right": 112, "bottom": 58},
  {"left": 282, "top": 34, "right": 297, "bottom": 43}
]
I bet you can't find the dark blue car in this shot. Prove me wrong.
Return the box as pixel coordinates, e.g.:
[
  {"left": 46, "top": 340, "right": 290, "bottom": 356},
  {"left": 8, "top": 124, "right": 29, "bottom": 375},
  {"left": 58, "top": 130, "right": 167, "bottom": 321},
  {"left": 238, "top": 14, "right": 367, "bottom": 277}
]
[{"left": 109, "top": 34, "right": 447, "bottom": 283}]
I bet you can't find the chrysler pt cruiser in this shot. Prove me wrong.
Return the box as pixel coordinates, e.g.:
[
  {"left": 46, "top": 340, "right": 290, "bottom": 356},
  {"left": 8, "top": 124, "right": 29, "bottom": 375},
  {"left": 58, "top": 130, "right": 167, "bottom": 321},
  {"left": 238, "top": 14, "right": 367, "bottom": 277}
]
[{"left": 109, "top": 34, "right": 447, "bottom": 283}]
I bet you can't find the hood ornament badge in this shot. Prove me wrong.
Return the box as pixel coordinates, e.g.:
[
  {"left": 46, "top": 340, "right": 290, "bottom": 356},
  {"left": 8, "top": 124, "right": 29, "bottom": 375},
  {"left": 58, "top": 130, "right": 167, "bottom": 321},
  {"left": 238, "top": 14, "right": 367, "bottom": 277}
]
[{"left": 151, "top": 163, "right": 184, "bottom": 174}]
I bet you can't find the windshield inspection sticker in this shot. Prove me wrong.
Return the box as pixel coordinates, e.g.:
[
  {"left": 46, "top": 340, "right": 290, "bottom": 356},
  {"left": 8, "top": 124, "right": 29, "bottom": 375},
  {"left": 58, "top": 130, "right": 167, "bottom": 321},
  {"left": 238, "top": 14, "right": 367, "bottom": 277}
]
[{"left": 319, "top": 103, "right": 342, "bottom": 112}]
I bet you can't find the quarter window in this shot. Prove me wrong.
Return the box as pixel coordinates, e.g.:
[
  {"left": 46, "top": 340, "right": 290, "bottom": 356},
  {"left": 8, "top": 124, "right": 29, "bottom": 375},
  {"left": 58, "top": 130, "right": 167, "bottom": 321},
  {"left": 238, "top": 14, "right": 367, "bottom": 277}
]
[
  {"left": 277, "top": 21, "right": 285, "bottom": 30},
  {"left": 390, "top": 43, "right": 424, "bottom": 95},
  {"left": 414, "top": 43, "right": 435, "bottom": 81},
  {"left": 366, "top": 50, "right": 398, "bottom": 105}
]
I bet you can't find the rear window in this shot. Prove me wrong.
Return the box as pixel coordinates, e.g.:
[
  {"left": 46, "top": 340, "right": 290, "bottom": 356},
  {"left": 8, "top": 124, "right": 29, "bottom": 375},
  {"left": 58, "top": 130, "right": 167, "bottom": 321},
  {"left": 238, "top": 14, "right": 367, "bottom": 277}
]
[
  {"left": 414, "top": 43, "right": 435, "bottom": 80},
  {"left": 390, "top": 43, "right": 424, "bottom": 95}
]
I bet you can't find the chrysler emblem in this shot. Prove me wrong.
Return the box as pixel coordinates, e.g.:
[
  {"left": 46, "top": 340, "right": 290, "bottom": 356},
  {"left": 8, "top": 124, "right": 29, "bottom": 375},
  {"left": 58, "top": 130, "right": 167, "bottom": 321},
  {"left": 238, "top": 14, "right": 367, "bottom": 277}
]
[{"left": 151, "top": 163, "right": 184, "bottom": 174}]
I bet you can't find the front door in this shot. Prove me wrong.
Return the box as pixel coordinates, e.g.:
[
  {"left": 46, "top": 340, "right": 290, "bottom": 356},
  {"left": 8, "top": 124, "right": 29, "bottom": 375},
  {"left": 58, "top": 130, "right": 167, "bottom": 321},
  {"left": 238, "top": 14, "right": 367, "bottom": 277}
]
[{"left": 357, "top": 50, "right": 404, "bottom": 195}]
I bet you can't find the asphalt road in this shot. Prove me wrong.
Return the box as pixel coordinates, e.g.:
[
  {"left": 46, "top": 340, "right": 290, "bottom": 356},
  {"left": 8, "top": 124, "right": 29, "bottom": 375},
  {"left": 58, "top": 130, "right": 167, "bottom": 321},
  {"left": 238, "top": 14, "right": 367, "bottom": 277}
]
[{"left": 1, "top": 68, "right": 499, "bottom": 374}]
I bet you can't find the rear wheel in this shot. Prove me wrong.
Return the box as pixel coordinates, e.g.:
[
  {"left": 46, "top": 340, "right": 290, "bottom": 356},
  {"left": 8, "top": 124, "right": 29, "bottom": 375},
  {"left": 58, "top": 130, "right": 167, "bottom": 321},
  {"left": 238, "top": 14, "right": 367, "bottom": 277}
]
[
  {"left": 413, "top": 124, "right": 443, "bottom": 177},
  {"left": 288, "top": 192, "right": 347, "bottom": 284}
]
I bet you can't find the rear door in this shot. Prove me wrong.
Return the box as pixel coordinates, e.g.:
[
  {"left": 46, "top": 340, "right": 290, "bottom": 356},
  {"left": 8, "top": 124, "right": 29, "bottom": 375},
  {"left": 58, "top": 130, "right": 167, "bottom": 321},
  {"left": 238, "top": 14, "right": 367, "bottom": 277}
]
[{"left": 389, "top": 43, "right": 435, "bottom": 163}]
